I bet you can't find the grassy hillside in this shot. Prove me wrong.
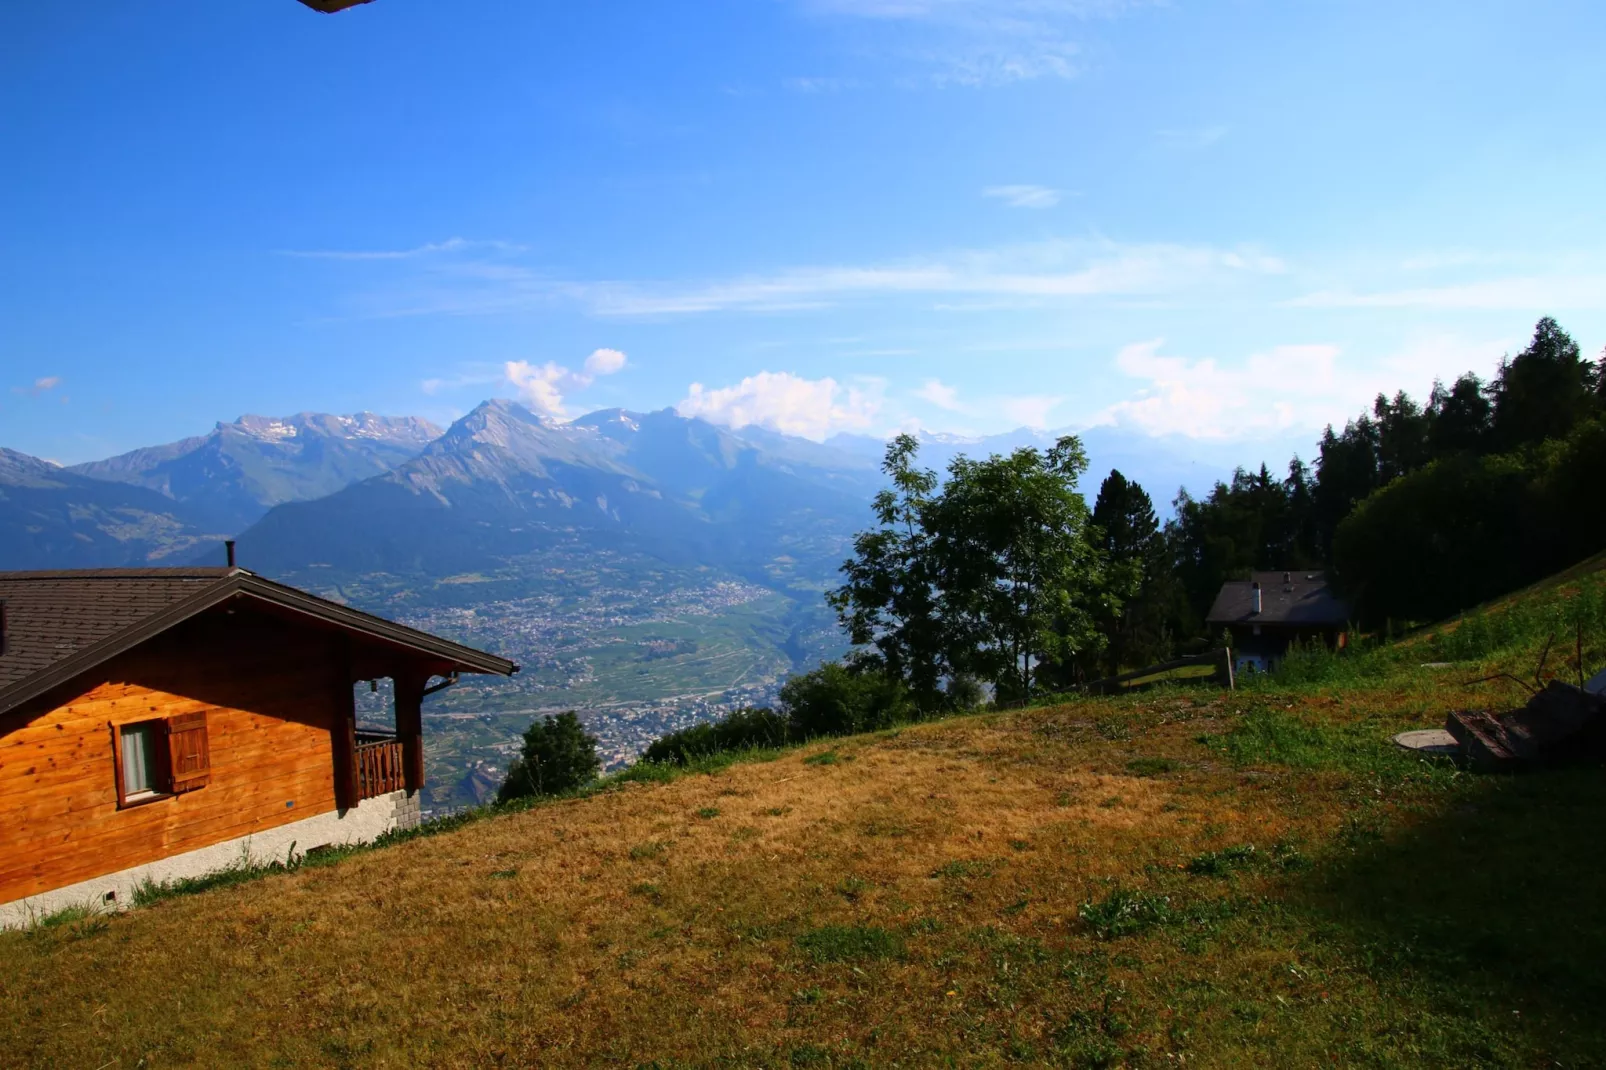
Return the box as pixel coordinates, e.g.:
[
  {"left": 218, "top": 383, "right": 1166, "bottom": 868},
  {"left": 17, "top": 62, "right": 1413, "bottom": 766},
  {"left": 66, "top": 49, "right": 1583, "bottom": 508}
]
[{"left": 4, "top": 561, "right": 1605, "bottom": 1067}]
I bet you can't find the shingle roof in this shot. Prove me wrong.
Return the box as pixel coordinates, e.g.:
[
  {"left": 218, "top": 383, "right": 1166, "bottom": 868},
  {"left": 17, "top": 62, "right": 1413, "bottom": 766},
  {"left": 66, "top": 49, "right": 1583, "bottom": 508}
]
[
  {"left": 1205, "top": 570, "right": 1351, "bottom": 627},
  {"left": 0, "top": 569, "right": 230, "bottom": 692},
  {"left": 0, "top": 568, "right": 517, "bottom": 716}
]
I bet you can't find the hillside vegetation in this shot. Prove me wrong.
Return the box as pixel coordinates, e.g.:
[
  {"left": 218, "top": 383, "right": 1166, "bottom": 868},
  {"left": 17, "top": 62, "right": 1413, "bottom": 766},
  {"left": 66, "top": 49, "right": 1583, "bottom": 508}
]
[{"left": 4, "top": 560, "right": 1605, "bottom": 1067}]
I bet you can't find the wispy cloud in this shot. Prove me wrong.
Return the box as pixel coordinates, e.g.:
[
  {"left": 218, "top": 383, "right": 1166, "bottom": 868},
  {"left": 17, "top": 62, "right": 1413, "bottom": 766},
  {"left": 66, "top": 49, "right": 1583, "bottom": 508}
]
[
  {"left": 983, "top": 184, "right": 1062, "bottom": 208},
  {"left": 420, "top": 367, "right": 504, "bottom": 396},
  {"left": 786, "top": 76, "right": 861, "bottom": 92},
  {"left": 503, "top": 348, "right": 629, "bottom": 418},
  {"left": 298, "top": 236, "right": 1286, "bottom": 320},
  {"left": 913, "top": 376, "right": 1062, "bottom": 428},
  {"left": 575, "top": 240, "right": 1286, "bottom": 316},
  {"left": 279, "top": 237, "right": 524, "bottom": 261},
  {"left": 916, "top": 378, "right": 963, "bottom": 410},
  {"left": 11, "top": 376, "right": 61, "bottom": 397},
  {"left": 677, "top": 371, "right": 883, "bottom": 440},
  {"left": 1288, "top": 275, "right": 1606, "bottom": 311},
  {"left": 798, "top": 0, "right": 1141, "bottom": 86}
]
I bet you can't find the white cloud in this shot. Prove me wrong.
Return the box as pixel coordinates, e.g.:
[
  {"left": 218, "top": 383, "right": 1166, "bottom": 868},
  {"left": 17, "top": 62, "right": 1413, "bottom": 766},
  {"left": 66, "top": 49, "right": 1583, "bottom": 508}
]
[
  {"left": 1096, "top": 334, "right": 1511, "bottom": 440},
  {"left": 503, "top": 348, "right": 628, "bottom": 417},
  {"left": 916, "top": 378, "right": 962, "bottom": 410},
  {"left": 583, "top": 347, "right": 628, "bottom": 377},
  {"left": 1097, "top": 339, "right": 1344, "bottom": 439},
  {"left": 983, "top": 184, "right": 1061, "bottom": 209},
  {"left": 999, "top": 394, "right": 1065, "bottom": 428},
  {"left": 503, "top": 361, "right": 572, "bottom": 418},
  {"left": 677, "top": 371, "right": 882, "bottom": 440}
]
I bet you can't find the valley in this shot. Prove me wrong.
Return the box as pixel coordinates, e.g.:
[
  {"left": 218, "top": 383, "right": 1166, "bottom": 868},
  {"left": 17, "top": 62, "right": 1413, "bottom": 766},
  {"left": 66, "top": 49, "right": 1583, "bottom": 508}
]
[
  {"left": 2, "top": 398, "right": 1241, "bottom": 812},
  {"left": 338, "top": 563, "right": 848, "bottom": 811}
]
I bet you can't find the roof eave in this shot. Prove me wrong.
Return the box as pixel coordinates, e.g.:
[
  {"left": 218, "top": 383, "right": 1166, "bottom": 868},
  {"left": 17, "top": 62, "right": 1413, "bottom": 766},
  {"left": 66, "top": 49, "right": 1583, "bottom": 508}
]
[
  {"left": 0, "top": 571, "right": 516, "bottom": 718},
  {"left": 231, "top": 573, "right": 518, "bottom": 675}
]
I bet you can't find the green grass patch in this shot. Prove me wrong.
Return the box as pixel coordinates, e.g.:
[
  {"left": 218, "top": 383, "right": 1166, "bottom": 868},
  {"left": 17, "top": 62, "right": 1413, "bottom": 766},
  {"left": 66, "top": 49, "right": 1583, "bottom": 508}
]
[
  {"left": 1125, "top": 757, "right": 1178, "bottom": 777},
  {"left": 1206, "top": 706, "right": 1413, "bottom": 776},
  {"left": 802, "top": 750, "right": 839, "bottom": 766},
  {"left": 23, "top": 903, "right": 110, "bottom": 940},
  {"left": 1184, "top": 844, "right": 1259, "bottom": 876},
  {"left": 1078, "top": 887, "right": 1174, "bottom": 940},
  {"left": 795, "top": 924, "right": 905, "bottom": 963}
]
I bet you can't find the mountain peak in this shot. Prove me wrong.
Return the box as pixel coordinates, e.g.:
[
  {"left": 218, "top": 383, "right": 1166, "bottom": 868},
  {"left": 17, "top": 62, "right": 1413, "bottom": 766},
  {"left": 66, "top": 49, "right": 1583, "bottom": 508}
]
[
  {"left": 571, "top": 407, "right": 644, "bottom": 432},
  {"left": 66, "top": 411, "right": 444, "bottom": 532},
  {"left": 220, "top": 411, "right": 443, "bottom": 446}
]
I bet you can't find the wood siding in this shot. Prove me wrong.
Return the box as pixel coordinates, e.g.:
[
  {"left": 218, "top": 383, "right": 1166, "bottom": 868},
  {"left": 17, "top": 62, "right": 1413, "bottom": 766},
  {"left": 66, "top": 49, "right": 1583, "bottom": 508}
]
[{"left": 0, "top": 610, "right": 347, "bottom": 905}]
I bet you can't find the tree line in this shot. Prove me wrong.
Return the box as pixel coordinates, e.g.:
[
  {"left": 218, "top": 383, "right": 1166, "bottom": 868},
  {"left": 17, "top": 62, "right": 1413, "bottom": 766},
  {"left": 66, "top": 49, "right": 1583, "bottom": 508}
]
[
  {"left": 828, "top": 314, "right": 1606, "bottom": 705},
  {"left": 1167, "top": 316, "right": 1606, "bottom": 629}
]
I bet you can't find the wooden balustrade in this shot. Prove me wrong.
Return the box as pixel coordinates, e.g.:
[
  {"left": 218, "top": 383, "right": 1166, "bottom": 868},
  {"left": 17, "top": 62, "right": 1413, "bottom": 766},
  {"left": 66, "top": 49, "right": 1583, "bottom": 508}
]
[{"left": 355, "top": 736, "right": 405, "bottom": 800}]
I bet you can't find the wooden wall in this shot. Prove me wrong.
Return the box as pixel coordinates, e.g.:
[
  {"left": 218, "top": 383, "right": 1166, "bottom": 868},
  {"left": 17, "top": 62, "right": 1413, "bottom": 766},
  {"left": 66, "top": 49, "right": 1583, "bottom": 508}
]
[{"left": 0, "top": 610, "right": 347, "bottom": 905}]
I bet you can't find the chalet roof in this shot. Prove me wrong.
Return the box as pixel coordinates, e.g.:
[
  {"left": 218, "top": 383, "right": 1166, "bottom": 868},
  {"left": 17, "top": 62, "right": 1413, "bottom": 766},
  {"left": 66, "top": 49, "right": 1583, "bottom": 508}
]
[
  {"left": 0, "top": 567, "right": 517, "bottom": 717},
  {"left": 1205, "top": 570, "right": 1350, "bottom": 628}
]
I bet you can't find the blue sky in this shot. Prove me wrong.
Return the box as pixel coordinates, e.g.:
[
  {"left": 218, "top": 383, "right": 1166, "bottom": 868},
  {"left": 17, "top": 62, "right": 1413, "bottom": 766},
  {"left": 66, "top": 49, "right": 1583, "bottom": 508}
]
[{"left": 4, "top": 0, "right": 1605, "bottom": 467}]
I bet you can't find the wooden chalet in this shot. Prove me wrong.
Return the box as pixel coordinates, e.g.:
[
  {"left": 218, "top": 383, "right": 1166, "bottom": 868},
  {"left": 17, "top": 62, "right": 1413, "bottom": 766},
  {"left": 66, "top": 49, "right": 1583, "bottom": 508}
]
[
  {"left": 1205, "top": 570, "right": 1351, "bottom": 673},
  {"left": 0, "top": 564, "right": 516, "bottom": 927}
]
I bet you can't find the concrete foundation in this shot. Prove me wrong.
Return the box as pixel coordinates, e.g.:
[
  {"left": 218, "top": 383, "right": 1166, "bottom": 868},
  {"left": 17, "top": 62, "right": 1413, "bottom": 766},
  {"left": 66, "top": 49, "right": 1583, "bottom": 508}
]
[{"left": 0, "top": 788, "right": 421, "bottom": 930}]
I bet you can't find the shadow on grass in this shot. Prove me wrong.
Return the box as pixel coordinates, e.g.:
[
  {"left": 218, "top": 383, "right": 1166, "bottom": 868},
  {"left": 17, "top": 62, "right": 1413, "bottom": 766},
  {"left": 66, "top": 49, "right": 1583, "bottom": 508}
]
[{"left": 1296, "top": 766, "right": 1606, "bottom": 1051}]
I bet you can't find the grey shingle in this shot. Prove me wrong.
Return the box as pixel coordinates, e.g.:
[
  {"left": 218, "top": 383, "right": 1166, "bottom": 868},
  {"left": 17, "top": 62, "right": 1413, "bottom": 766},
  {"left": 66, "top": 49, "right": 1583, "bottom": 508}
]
[
  {"left": 1204, "top": 571, "right": 1350, "bottom": 627},
  {"left": 0, "top": 570, "right": 231, "bottom": 689},
  {"left": 0, "top": 568, "right": 517, "bottom": 717}
]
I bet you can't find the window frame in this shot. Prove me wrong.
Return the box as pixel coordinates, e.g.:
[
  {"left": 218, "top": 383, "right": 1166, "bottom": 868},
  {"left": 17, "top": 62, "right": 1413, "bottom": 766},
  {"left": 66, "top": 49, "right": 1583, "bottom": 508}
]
[{"left": 111, "top": 718, "right": 173, "bottom": 809}]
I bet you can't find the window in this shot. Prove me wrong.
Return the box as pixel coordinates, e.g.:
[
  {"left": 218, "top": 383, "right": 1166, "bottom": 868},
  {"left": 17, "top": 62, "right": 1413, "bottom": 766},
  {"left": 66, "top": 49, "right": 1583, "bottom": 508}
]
[
  {"left": 113, "top": 712, "right": 211, "bottom": 807},
  {"left": 120, "top": 722, "right": 160, "bottom": 800}
]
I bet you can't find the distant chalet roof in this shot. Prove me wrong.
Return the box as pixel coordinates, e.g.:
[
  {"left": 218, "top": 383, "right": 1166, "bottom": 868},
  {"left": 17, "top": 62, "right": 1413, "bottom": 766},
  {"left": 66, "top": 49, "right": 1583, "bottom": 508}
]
[
  {"left": 1205, "top": 570, "right": 1351, "bottom": 627},
  {"left": 0, "top": 567, "right": 517, "bottom": 717}
]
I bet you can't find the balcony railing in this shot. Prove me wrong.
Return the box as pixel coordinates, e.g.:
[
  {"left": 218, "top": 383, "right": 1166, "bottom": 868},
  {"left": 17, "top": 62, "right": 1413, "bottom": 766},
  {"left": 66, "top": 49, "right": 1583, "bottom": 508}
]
[{"left": 355, "top": 734, "right": 405, "bottom": 800}]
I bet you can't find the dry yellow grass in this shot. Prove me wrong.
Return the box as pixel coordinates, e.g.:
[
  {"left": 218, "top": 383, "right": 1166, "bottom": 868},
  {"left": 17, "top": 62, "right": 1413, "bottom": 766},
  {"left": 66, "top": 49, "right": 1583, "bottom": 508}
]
[{"left": 2, "top": 677, "right": 1603, "bottom": 1068}]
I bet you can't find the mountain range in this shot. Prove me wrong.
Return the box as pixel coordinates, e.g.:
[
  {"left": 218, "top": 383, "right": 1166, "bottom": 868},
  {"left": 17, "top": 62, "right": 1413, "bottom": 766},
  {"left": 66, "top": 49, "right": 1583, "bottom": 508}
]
[
  {"left": 70, "top": 411, "right": 440, "bottom": 532},
  {"left": 0, "top": 447, "right": 224, "bottom": 569},
  {"left": 231, "top": 401, "right": 877, "bottom": 596},
  {"left": 2, "top": 402, "right": 1254, "bottom": 580}
]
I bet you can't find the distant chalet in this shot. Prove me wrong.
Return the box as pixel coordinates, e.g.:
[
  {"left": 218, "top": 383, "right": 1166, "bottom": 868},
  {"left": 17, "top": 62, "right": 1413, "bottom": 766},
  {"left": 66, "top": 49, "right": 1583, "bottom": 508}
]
[
  {"left": 0, "top": 565, "right": 515, "bottom": 927},
  {"left": 1205, "top": 570, "right": 1351, "bottom": 673}
]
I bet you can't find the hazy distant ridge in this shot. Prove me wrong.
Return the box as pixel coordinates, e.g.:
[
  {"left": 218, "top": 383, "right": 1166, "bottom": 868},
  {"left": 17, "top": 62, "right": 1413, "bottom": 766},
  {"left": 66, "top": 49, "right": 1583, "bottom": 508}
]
[{"left": 70, "top": 411, "right": 441, "bottom": 531}]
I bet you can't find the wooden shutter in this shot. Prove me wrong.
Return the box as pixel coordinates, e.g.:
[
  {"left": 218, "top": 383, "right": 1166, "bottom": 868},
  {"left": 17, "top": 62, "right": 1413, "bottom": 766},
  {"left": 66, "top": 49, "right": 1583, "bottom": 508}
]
[{"left": 165, "top": 711, "right": 211, "bottom": 793}]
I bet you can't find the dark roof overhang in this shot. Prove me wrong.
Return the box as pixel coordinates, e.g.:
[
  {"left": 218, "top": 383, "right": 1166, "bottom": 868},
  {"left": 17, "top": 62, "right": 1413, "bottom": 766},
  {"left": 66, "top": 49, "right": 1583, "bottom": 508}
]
[{"left": 0, "top": 568, "right": 516, "bottom": 718}]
